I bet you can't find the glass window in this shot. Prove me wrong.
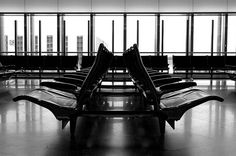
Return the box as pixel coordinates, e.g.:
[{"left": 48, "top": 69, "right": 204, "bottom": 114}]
[
  {"left": 94, "top": 14, "right": 123, "bottom": 55},
  {"left": 193, "top": 15, "right": 219, "bottom": 55},
  {"left": 3, "top": 15, "right": 24, "bottom": 56},
  {"left": 227, "top": 15, "right": 236, "bottom": 56},
  {"left": 33, "top": 15, "right": 57, "bottom": 56},
  {"left": 64, "top": 15, "right": 89, "bottom": 56},
  {"left": 127, "top": 15, "right": 156, "bottom": 55},
  {"left": 161, "top": 15, "right": 187, "bottom": 56}
]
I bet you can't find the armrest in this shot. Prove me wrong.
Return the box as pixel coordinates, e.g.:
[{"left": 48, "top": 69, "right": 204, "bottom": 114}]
[
  {"left": 80, "top": 67, "right": 91, "bottom": 70},
  {"left": 228, "top": 72, "right": 236, "bottom": 80},
  {"left": 40, "top": 81, "right": 79, "bottom": 93},
  {"left": 6, "top": 65, "right": 16, "bottom": 69},
  {"left": 148, "top": 71, "right": 164, "bottom": 75},
  {"left": 153, "top": 77, "right": 182, "bottom": 87},
  {"left": 159, "top": 82, "right": 197, "bottom": 95},
  {"left": 75, "top": 71, "right": 89, "bottom": 76},
  {"left": 150, "top": 74, "right": 171, "bottom": 79},
  {"left": 146, "top": 69, "right": 158, "bottom": 72},
  {"left": 160, "top": 89, "right": 223, "bottom": 121},
  {"left": 64, "top": 74, "right": 86, "bottom": 80},
  {"left": 225, "top": 65, "right": 236, "bottom": 70},
  {"left": 54, "top": 77, "right": 84, "bottom": 86},
  {"left": 13, "top": 89, "right": 77, "bottom": 120}
]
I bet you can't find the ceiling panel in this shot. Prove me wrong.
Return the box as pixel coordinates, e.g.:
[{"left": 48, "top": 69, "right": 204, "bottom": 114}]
[
  {"left": 126, "top": 0, "right": 158, "bottom": 12},
  {"left": 193, "top": 0, "right": 228, "bottom": 12},
  {"left": 25, "top": 0, "right": 58, "bottom": 12},
  {"left": 92, "top": 0, "right": 125, "bottom": 12},
  {"left": 159, "top": 0, "right": 193, "bottom": 12},
  {"left": 0, "top": 0, "right": 25, "bottom": 12},
  {"left": 59, "top": 0, "right": 91, "bottom": 12}
]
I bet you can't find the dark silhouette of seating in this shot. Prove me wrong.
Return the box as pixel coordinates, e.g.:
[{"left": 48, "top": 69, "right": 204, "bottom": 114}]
[
  {"left": 13, "top": 43, "right": 113, "bottom": 138},
  {"left": 142, "top": 56, "right": 169, "bottom": 72},
  {"left": 225, "top": 56, "right": 236, "bottom": 80},
  {"left": 0, "top": 59, "right": 20, "bottom": 80},
  {"left": 81, "top": 56, "right": 96, "bottom": 69},
  {"left": 59, "top": 56, "right": 78, "bottom": 71},
  {"left": 123, "top": 44, "right": 223, "bottom": 134},
  {"left": 110, "top": 56, "right": 126, "bottom": 70},
  {"left": 173, "top": 55, "right": 231, "bottom": 78},
  {"left": 173, "top": 56, "right": 192, "bottom": 73}
]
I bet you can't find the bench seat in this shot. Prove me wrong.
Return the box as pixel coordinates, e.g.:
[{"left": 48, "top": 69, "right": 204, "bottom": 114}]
[
  {"left": 13, "top": 43, "right": 114, "bottom": 139},
  {"left": 123, "top": 44, "right": 223, "bottom": 133}
]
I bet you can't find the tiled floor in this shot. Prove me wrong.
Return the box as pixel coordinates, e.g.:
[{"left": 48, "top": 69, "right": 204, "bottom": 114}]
[{"left": 0, "top": 79, "right": 235, "bottom": 156}]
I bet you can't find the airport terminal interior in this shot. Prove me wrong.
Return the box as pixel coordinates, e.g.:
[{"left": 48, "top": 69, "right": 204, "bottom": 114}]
[{"left": 1, "top": 0, "right": 236, "bottom": 155}]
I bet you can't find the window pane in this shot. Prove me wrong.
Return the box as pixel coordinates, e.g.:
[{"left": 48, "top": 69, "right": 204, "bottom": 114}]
[
  {"left": 34, "top": 15, "right": 57, "bottom": 56},
  {"left": 127, "top": 15, "right": 156, "bottom": 55},
  {"left": 64, "top": 15, "right": 89, "bottom": 56},
  {"left": 95, "top": 15, "right": 123, "bottom": 55},
  {"left": 227, "top": 15, "right": 236, "bottom": 56},
  {"left": 193, "top": 15, "right": 219, "bottom": 55},
  {"left": 3, "top": 15, "right": 24, "bottom": 55},
  {"left": 161, "top": 15, "right": 187, "bottom": 56}
]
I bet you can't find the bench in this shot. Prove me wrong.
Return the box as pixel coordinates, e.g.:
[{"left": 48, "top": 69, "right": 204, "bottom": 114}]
[
  {"left": 123, "top": 44, "right": 223, "bottom": 134},
  {"left": 142, "top": 56, "right": 169, "bottom": 73},
  {"left": 110, "top": 56, "right": 126, "bottom": 70},
  {"left": 13, "top": 43, "right": 114, "bottom": 139},
  {"left": 81, "top": 56, "right": 96, "bottom": 69},
  {"left": 225, "top": 58, "right": 236, "bottom": 81},
  {"left": 173, "top": 56, "right": 231, "bottom": 78},
  {"left": 0, "top": 60, "right": 20, "bottom": 80}
]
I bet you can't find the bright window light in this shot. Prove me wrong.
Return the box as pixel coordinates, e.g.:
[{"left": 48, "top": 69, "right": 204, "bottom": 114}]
[
  {"left": 127, "top": 15, "right": 156, "bottom": 54},
  {"left": 161, "top": 15, "right": 187, "bottom": 55},
  {"left": 95, "top": 15, "right": 123, "bottom": 55}
]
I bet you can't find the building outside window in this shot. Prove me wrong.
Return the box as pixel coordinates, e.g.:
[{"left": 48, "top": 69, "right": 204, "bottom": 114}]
[{"left": 47, "top": 35, "right": 53, "bottom": 56}]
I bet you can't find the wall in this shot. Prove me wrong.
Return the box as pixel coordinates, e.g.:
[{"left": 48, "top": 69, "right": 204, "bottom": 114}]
[{"left": 0, "top": 0, "right": 234, "bottom": 12}]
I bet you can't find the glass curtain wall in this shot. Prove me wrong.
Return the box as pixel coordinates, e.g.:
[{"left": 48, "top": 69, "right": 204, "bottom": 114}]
[{"left": 1, "top": 13, "right": 236, "bottom": 57}]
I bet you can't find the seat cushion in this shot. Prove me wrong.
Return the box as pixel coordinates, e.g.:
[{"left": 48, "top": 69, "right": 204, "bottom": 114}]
[
  {"left": 160, "top": 89, "right": 210, "bottom": 109},
  {"left": 26, "top": 88, "right": 77, "bottom": 108}
]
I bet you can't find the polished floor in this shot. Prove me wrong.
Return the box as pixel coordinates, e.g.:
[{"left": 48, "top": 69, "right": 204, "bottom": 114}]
[{"left": 0, "top": 79, "right": 235, "bottom": 156}]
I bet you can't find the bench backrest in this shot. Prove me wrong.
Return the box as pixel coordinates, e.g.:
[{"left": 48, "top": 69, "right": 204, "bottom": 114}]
[
  {"left": 142, "top": 56, "right": 168, "bottom": 69},
  {"left": 172, "top": 56, "right": 191, "bottom": 69},
  {"left": 110, "top": 56, "right": 126, "bottom": 69},
  {"left": 123, "top": 44, "right": 160, "bottom": 109},
  {"left": 76, "top": 43, "right": 113, "bottom": 109},
  {"left": 81, "top": 56, "right": 96, "bottom": 69},
  {"left": 59, "top": 56, "right": 78, "bottom": 70}
]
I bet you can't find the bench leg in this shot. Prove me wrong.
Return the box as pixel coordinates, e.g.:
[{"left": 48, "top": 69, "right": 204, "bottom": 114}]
[
  {"left": 159, "top": 118, "right": 166, "bottom": 136},
  {"left": 210, "top": 69, "right": 213, "bottom": 79},
  {"left": 70, "top": 117, "right": 77, "bottom": 140}
]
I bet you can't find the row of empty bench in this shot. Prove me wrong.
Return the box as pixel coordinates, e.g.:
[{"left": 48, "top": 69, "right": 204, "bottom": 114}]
[
  {"left": 1, "top": 55, "right": 236, "bottom": 75},
  {"left": 0, "top": 55, "right": 168, "bottom": 72},
  {"left": 13, "top": 44, "right": 223, "bottom": 141}
]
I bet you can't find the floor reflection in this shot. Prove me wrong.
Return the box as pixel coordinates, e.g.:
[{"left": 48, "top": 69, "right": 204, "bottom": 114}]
[{"left": 0, "top": 78, "right": 236, "bottom": 155}]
